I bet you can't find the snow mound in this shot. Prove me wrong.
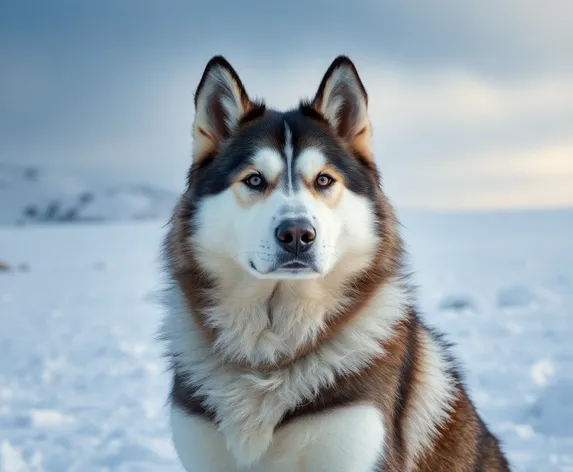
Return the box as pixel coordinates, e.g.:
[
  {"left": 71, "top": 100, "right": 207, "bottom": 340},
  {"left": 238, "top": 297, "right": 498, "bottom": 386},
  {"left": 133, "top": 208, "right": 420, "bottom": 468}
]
[{"left": 0, "top": 164, "right": 177, "bottom": 225}]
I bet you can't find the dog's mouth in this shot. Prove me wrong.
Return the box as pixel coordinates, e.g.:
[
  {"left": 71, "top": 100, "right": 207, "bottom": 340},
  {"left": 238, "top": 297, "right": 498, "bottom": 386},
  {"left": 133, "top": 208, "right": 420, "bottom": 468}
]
[
  {"left": 249, "top": 258, "right": 320, "bottom": 279},
  {"left": 281, "top": 261, "right": 309, "bottom": 270},
  {"left": 275, "top": 255, "right": 319, "bottom": 274}
]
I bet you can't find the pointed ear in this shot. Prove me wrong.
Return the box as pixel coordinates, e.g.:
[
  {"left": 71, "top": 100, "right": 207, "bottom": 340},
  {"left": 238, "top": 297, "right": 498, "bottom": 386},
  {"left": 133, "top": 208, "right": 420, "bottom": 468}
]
[
  {"left": 312, "top": 56, "right": 372, "bottom": 158},
  {"left": 192, "top": 56, "right": 258, "bottom": 163}
]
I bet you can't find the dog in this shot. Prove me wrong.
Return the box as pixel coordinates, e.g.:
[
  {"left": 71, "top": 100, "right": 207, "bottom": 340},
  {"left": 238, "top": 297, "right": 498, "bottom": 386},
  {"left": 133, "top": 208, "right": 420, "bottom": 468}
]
[{"left": 160, "top": 55, "right": 511, "bottom": 471}]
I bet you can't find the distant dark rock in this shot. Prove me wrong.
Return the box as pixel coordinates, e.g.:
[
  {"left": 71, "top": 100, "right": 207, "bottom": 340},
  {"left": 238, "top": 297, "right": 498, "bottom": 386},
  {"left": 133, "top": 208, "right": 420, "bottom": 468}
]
[
  {"left": 79, "top": 192, "right": 94, "bottom": 204},
  {"left": 0, "top": 260, "right": 11, "bottom": 272},
  {"left": 61, "top": 207, "right": 80, "bottom": 222},
  {"left": 1, "top": 164, "right": 179, "bottom": 226},
  {"left": 44, "top": 201, "right": 61, "bottom": 221},
  {"left": 438, "top": 295, "right": 476, "bottom": 312},
  {"left": 24, "top": 205, "right": 39, "bottom": 219},
  {"left": 23, "top": 167, "right": 39, "bottom": 181}
]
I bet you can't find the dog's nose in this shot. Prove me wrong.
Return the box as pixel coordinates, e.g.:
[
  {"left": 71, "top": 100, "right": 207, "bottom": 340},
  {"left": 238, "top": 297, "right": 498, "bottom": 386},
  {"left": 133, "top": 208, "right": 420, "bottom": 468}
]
[{"left": 275, "top": 218, "right": 316, "bottom": 254}]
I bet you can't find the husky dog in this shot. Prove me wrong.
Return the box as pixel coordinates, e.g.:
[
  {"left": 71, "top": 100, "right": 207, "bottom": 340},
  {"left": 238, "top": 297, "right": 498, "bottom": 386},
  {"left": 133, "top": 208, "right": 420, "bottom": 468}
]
[{"left": 161, "top": 55, "right": 510, "bottom": 471}]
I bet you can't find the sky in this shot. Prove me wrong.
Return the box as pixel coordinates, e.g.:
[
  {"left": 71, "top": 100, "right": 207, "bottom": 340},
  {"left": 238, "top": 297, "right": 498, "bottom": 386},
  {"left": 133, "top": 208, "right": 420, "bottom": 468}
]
[{"left": 1, "top": 0, "right": 572, "bottom": 210}]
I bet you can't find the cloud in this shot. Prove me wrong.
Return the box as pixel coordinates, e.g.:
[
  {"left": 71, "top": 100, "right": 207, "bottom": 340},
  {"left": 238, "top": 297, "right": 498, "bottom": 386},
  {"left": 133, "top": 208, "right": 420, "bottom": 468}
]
[
  {"left": 2, "top": 0, "right": 572, "bottom": 76},
  {"left": 1, "top": 0, "right": 572, "bottom": 210},
  {"left": 395, "top": 143, "right": 573, "bottom": 210},
  {"left": 229, "top": 57, "right": 573, "bottom": 209}
]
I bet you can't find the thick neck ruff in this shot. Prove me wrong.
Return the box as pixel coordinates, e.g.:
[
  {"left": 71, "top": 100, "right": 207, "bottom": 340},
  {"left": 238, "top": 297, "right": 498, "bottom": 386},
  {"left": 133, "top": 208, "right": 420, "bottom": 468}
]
[{"left": 161, "top": 274, "right": 412, "bottom": 466}]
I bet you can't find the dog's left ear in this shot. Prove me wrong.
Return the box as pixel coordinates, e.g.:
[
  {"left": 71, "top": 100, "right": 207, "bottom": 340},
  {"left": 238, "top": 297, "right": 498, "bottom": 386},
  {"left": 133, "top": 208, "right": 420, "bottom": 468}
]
[
  {"left": 192, "top": 56, "right": 256, "bottom": 163},
  {"left": 312, "top": 56, "right": 372, "bottom": 158}
]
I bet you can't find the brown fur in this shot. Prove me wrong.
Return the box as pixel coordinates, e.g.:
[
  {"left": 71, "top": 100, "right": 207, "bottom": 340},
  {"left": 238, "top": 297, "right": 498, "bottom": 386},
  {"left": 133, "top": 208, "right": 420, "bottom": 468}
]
[
  {"left": 164, "top": 55, "right": 510, "bottom": 471},
  {"left": 275, "top": 314, "right": 510, "bottom": 471},
  {"left": 165, "top": 185, "right": 510, "bottom": 471},
  {"left": 170, "top": 310, "right": 509, "bottom": 471}
]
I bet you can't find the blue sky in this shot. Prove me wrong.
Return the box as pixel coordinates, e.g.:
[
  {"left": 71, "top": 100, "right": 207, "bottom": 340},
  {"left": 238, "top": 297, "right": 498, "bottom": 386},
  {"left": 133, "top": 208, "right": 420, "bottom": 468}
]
[{"left": 1, "top": 0, "right": 572, "bottom": 209}]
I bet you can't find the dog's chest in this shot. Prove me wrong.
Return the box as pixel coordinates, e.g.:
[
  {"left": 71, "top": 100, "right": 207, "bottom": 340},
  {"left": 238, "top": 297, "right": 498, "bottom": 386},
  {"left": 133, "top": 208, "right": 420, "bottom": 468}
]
[
  {"left": 171, "top": 401, "right": 386, "bottom": 472},
  {"left": 165, "top": 281, "right": 408, "bottom": 467},
  {"left": 177, "top": 357, "right": 310, "bottom": 465},
  {"left": 175, "top": 347, "right": 382, "bottom": 467}
]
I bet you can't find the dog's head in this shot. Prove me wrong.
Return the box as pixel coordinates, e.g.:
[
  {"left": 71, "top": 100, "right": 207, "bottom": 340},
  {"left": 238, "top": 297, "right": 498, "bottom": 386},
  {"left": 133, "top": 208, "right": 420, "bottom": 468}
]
[{"left": 179, "top": 56, "right": 389, "bottom": 282}]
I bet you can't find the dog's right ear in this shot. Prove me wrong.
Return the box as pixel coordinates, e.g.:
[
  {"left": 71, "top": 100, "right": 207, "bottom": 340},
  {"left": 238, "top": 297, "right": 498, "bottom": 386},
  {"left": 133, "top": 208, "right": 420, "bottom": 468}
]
[
  {"left": 192, "top": 56, "right": 256, "bottom": 163},
  {"left": 310, "top": 56, "right": 372, "bottom": 160}
]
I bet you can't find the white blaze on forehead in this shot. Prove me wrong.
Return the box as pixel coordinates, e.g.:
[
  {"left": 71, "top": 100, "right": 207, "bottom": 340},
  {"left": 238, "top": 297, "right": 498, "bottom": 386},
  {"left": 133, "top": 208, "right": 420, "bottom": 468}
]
[
  {"left": 284, "top": 122, "right": 294, "bottom": 194},
  {"left": 295, "top": 148, "right": 327, "bottom": 181},
  {"left": 251, "top": 147, "right": 284, "bottom": 181}
]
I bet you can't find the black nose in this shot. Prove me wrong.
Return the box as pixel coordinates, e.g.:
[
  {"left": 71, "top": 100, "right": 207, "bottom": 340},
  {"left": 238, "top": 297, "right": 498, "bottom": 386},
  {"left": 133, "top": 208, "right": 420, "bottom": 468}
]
[{"left": 275, "top": 218, "right": 316, "bottom": 254}]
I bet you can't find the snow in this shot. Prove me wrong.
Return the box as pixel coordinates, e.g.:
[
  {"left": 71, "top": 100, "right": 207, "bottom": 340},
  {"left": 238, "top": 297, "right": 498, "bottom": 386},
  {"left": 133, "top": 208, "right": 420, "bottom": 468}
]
[
  {"left": 1, "top": 209, "right": 572, "bottom": 471},
  {"left": 0, "top": 164, "right": 177, "bottom": 225}
]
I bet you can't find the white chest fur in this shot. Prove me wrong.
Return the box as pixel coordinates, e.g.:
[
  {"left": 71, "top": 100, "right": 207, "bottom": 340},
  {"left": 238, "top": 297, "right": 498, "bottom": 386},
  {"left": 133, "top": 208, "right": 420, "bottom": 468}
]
[
  {"left": 171, "top": 402, "right": 385, "bottom": 472},
  {"left": 162, "top": 281, "right": 407, "bottom": 467}
]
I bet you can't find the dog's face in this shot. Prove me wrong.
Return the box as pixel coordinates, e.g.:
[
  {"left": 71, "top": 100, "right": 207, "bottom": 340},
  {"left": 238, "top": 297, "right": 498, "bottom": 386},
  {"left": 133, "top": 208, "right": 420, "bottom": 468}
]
[{"left": 185, "top": 56, "right": 383, "bottom": 281}]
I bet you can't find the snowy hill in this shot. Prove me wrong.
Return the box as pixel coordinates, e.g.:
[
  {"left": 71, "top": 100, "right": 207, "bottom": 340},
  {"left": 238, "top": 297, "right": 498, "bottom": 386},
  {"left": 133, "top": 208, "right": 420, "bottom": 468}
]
[{"left": 0, "top": 164, "right": 178, "bottom": 225}]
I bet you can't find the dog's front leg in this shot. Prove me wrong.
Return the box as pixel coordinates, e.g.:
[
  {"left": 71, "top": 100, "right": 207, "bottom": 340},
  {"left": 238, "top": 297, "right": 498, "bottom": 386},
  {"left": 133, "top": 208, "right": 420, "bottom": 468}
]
[
  {"left": 267, "top": 404, "right": 386, "bottom": 472},
  {"left": 170, "top": 404, "right": 238, "bottom": 472}
]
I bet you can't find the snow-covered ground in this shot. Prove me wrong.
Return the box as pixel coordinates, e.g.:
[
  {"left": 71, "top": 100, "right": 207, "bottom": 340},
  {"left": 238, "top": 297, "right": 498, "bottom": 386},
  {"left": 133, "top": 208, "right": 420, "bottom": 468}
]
[{"left": 1, "top": 209, "right": 572, "bottom": 471}]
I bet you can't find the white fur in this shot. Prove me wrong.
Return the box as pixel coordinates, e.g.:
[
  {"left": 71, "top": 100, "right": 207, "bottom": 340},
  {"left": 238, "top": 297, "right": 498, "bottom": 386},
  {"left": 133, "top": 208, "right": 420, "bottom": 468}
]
[
  {"left": 191, "top": 146, "right": 379, "bottom": 280},
  {"left": 171, "top": 400, "right": 385, "bottom": 471},
  {"left": 284, "top": 122, "right": 294, "bottom": 194},
  {"left": 295, "top": 147, "right": 326, "bottom": 177},
  {"left": 295, "top": 148, "right": 381, "bottom": 275},
  {"left": 171, "top": 405, "right": 237, "bottom": 471},
  {"left": 252, "top": 147, "right": 284, "bottom": 179},
  {"left": 404, "top": 330, "right": 457, "bottom": 470},
  {"left": 162, "top": 278, "right": 408, "bottom": 467}
]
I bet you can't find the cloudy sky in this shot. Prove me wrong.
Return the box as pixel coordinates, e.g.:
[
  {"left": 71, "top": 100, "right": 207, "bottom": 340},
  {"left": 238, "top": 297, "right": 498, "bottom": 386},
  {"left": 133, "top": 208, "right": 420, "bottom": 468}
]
[{"left": 1, "top": 0, "right": 572, "bottom": 210}]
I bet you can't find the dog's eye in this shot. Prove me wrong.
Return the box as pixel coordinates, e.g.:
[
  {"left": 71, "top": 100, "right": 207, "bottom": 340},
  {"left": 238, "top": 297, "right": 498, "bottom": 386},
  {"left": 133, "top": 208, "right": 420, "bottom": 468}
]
[
  {"left": 316, "top": 173, "right": 335, "bottom": 188},
  {"left": 243, "top": 173, "right": 265, "bottom": 190}
]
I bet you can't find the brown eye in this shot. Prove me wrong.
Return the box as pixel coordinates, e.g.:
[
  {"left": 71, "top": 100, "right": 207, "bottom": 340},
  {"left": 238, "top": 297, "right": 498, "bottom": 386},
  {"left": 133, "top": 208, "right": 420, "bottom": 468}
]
[
  {"left": 243, "top": 173, "right": 265, "bottom": 190},
  {"left": 316, "top": 173, "right": 335, "bottom": 188}
]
